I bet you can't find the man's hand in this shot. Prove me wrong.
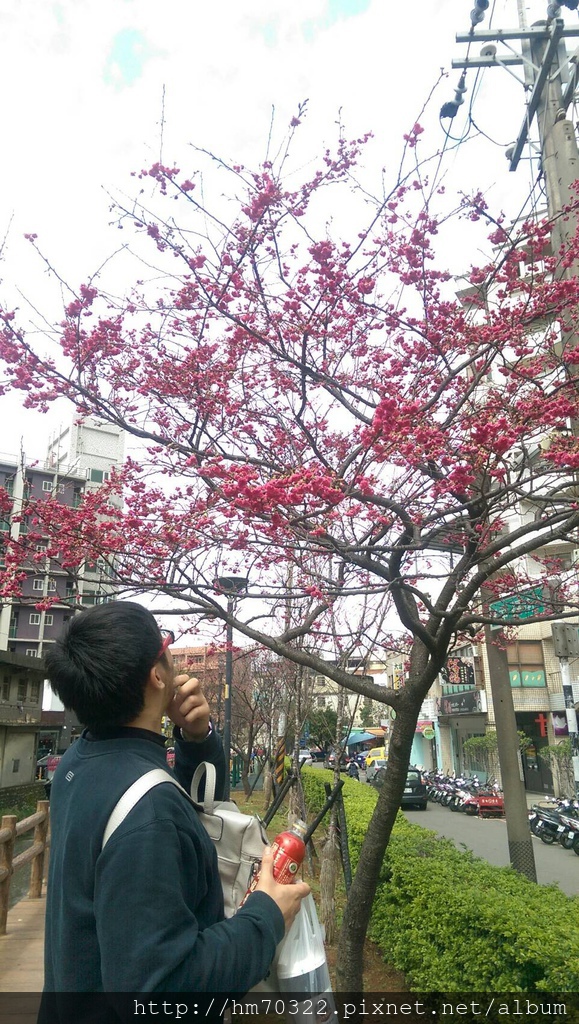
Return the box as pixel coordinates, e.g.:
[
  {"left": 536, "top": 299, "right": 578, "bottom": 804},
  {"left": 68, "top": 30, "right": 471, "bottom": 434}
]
[
  {"left": 169, "top": 674, "right": 211, "bottom": 741},
  {"left": 254, "top": 846, "right": 311, "bottom": 931}
]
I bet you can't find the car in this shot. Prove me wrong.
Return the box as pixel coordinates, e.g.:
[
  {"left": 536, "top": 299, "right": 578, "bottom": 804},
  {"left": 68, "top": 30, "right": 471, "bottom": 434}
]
[
  {"left": 371, "top": 765, "right": 428, "bottom": 810},
  {"left": 298, "top": 750, "right": 314, "bottom": 767},
  {"left": 366, "top": 757, "right": 388, "bottom": 782},
  {"left": 365, "top": 746, "right": 386, "bottom": 768},
  {"left": 310, "top": 749, "right": 327, "bottom": 762},
  {"left": 325, "top": 751, "right": 349, "bottom": 771}
]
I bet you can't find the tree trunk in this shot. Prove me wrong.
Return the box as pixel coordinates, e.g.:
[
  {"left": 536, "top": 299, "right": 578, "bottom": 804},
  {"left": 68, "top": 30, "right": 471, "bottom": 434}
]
[
  {"left": 319, "top": 811, "right": 340, "bottom": 945},
  {"left": 335, "top": 704, "right": 417, "bottom": 991},
  {"left": 263, "top": 763, "right": 273, "bottom": 808},
  {"left": 240, "top": 769, "right": 251, "bottom": 798}
]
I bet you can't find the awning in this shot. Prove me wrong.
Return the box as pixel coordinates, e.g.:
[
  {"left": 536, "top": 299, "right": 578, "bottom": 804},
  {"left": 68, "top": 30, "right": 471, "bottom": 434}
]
[{"left": 344, "top": 730, "right": 376, "bottom": 746}]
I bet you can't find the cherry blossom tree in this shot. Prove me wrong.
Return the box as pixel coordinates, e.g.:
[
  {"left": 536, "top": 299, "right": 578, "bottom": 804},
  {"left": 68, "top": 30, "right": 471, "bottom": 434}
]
[{"left": 1, "top": 117, "right": 579, "bottom": 989}]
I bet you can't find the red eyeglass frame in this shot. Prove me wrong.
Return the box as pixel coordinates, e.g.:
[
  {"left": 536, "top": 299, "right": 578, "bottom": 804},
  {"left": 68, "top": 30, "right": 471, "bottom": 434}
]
[{"left": 157, "top": 631, "right": 174, "bottom": 659}]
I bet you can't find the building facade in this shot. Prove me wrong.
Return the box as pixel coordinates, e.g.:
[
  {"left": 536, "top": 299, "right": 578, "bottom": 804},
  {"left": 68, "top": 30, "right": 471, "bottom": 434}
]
[
  {"left": 0, "top": 417, "right": 125, "bottom": 770},
  {"left": 0, "top": 416, "right": 125, "bottom": 659},
  {"left": 0, "top": 650, "right": 47, "bottom": 788}
]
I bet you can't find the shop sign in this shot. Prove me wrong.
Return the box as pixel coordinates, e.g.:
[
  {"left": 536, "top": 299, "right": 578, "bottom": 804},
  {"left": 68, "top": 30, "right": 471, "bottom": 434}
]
[
  {"left": 552, "top": 712, "right": 569, "bottom": 737},
  {"left": 441, "top": 657, "right": 475, "bottom": 690},
  {"left": 415, "top": 720, "right": 434, "bottom": 734},
  {"left": 488, "top": 586, "right": 545, "bottom": 629},
  {"left": 439, "top": 690, "right": 482, "bottom": 716},
  {"left": 422, "top": 726, "right": 436, "bottom": 740}
]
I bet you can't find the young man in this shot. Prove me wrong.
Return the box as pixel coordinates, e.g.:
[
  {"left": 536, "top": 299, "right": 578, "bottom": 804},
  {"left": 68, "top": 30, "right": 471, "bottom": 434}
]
[{"left": 38, "top": 601, "right": 309, "bottom": 1020}]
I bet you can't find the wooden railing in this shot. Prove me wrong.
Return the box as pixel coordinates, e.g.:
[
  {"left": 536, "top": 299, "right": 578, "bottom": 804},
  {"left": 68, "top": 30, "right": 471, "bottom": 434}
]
[{"left": 0, "top": 801, "right": 50, "bottom": 935}]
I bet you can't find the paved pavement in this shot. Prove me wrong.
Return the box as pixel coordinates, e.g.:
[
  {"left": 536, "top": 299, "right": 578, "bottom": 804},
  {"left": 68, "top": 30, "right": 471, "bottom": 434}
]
[{"left": 0, "top": 894, "right": 45, "bottom": 992}]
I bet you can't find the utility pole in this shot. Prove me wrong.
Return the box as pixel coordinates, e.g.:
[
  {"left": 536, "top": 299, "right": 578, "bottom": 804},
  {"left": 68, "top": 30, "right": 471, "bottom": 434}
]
[{"left": 446, "top": 4, "right": 579, "bottom": 880}]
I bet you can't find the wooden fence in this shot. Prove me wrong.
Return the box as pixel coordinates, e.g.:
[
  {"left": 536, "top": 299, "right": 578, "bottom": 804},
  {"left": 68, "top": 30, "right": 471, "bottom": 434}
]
[{"left": 0, "top": 801, "right": 49, "bottom": 935}]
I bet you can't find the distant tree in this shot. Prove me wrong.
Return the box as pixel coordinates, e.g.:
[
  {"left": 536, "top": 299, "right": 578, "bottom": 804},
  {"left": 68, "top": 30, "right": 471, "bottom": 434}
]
[
  {"left": 359, "top": 699, "right": 375, "bottom": 730},
  {"left": 305, "top": 708, "right": 338, "bottom": 752}
]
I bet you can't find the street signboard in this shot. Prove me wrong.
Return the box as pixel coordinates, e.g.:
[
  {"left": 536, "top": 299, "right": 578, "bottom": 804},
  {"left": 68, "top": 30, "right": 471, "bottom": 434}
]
[{"left": 489, "top": 586, "right": 545, "bottom": 629}]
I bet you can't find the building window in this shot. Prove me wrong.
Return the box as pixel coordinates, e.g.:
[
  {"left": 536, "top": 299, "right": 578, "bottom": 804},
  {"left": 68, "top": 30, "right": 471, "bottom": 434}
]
[
  {"left": 29, "top": 613, "right": 41, "bottom": 625},
  {"left": 45, "top": 614, "right": 53, "bottom": 626},
  {"left": 86, "top": 468, "right": 110, "bottom": 483},
  {"left": 42, "top": 481, "right": 52, "bottom": 492},
  {"left": 17, "top": 680, "right": 28, "bottom": 700},
  {"left": 317, "top": 695, "right": 326, "bottom": 707},
  {"left": 33, "top": 579, "right": 44, "bottom": 591},
  {"left": 30, "top": 681, "right": 41, "bottom": 702},
  {"left": 12, "top": 759, "right": 20, "bottom": 773},
  {"left": 1, "top": 677, "right": 10, "bottom": 701},
  {"left": 506, "top": 641, "right": 546, "bottom": 688},
  {"left": 25, "top": 650, "right": 38, "bottom": 659}
]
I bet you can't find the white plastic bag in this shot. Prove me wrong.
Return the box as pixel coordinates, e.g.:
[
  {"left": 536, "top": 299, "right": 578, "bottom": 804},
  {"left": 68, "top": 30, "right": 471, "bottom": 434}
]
[{"left": 276, "top": 893, "right": 338, "bottom": 1023}]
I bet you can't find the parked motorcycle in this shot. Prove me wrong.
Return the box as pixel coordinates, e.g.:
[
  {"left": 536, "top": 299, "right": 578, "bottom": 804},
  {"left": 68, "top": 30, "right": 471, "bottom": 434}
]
[{"left": 529, "top": 801, "right": 579, "bottom": 849}]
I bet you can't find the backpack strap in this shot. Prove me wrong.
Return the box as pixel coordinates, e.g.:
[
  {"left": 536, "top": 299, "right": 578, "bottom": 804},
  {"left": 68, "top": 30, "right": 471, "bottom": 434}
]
[
  {"left": 190, "top": 761, "right": 218, "bottom": 812},
  {"left": 101, "top": 768, "right": 199, "bottom": 850}
]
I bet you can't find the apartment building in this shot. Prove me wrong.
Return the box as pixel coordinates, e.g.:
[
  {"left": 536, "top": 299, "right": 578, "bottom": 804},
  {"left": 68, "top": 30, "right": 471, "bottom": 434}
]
[
  {"left": 0, "top": 417, "right": 125, "bottom": 773},
  {"left": 0, "top": 417, "right": 124, "bottom": 658}
]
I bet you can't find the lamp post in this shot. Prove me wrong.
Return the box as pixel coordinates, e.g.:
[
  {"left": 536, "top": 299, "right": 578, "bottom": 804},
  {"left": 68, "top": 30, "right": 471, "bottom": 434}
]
[{"left": 216, "top": 574, "right": 248, "bottom": 800}]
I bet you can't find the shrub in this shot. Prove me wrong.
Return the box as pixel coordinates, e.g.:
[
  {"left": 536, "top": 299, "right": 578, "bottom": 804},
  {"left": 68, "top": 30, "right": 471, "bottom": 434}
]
[{"left": 301, "top": 769, "right": 579, "bottom": 991}]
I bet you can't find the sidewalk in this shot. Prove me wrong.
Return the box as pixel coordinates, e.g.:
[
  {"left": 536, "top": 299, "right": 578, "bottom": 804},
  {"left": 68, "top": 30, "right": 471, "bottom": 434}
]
[{"left": 0, "top": 894, "right": 45, "bottom": 992}]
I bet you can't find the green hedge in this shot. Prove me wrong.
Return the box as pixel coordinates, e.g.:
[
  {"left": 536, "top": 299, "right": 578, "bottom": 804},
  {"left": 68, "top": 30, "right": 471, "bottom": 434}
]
[{"left": 301, "top": 769, "right": 579, "bottom": 991}]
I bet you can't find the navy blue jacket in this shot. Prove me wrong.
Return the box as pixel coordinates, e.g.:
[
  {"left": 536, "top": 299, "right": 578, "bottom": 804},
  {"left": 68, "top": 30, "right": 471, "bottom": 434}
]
[{"left": 38, "top": 726, "right": 283, "bottom": 1017}]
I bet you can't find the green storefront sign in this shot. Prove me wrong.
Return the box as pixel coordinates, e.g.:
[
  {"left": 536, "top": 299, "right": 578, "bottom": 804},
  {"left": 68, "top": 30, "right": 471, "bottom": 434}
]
[{"left": 489, "top": 586, "right": 545, "bottom": 629}]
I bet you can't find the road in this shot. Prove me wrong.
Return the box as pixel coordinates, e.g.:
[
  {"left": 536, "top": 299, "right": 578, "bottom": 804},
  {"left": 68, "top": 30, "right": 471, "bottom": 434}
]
[
  {"left": 402, "top": 799, "right": 579, "bottom": 897},
  {"left": 315, "top": 765, "right": 579, "bottom": 895}
]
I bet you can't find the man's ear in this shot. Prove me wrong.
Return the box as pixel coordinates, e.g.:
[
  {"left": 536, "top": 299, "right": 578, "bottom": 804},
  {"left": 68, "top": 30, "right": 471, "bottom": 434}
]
[{"left": 147, "top": 663, "right": 166, "bottom": 692}]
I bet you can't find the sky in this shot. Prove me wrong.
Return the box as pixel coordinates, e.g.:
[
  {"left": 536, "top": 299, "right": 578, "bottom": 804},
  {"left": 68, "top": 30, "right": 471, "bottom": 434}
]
[{"left": 0, "top": 0, "right": 571, "bottom": 461}]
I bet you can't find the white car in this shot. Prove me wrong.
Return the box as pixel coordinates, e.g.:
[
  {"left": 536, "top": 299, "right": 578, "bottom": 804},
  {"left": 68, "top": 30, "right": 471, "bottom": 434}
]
[
  {"left": 366, "top": 757, "right": 388, "bottom": 782},
  {"left": 298, "top": 750, "right": 313, "bottom": 767}
]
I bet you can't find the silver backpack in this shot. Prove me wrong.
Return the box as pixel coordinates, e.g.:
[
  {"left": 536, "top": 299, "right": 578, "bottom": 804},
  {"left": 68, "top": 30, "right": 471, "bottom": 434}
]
[{"left": 102, "top": 761, "right": 268, "bottom": 918}]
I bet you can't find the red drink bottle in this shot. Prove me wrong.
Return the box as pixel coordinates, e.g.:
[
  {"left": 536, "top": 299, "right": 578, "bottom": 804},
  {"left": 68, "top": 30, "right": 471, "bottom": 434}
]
[
  {"left": 242, "top": 819, "right": 307, "bottom": 904},
  {"left": 270, "top": 820, "right": 307, "bottom": 883}
]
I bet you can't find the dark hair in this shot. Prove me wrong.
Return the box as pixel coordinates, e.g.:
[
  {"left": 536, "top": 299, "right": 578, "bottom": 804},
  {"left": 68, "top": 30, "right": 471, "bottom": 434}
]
[{"left": 44, "top": 601, "right": 164, "bottom": 732}]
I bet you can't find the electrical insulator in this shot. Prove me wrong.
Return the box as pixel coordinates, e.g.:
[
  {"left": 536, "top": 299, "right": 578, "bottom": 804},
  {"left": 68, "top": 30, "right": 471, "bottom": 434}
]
[
  {"left": 440, "top": 100, "right": 459, "bottom": 118},
  {"left": 470, "top": 0, "right": 489, "bottom": 25},
  {"left": 440, "top": 73, "right": 468, "bottom": 120}
]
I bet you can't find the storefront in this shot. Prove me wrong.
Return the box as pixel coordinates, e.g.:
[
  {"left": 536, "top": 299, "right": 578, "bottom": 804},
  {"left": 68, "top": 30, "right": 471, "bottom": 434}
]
[
  {"left": 516, "top": 710, "right": 553, "bottom": 794},
  {"left": 436, "top": 689, "right": 489, "bottom": 777},
  {"left": 411, "top": 720, "right": 436, "bottom": 770}
]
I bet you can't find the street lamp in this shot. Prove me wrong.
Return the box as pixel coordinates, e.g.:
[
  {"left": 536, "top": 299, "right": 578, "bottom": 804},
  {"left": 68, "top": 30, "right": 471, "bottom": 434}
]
[{"left": 215, "top": 574, "right": 248, "bottom": 800}]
